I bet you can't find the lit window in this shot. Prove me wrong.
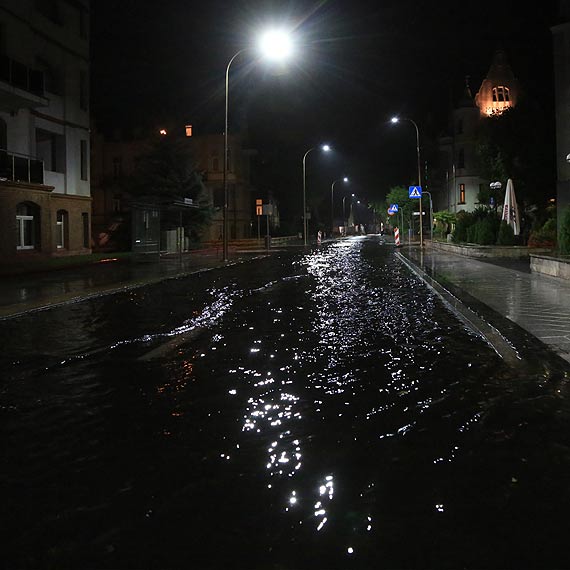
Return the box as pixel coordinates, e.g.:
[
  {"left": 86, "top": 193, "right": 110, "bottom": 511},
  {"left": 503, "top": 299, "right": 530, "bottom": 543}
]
[
  {"left": 492, "top": 86, "right": 510, "bottom": 102},
  {"left": 185, "top": 125, "right": 192, "bottom": 137},
  {"left": 459, "top": 184, "right": 466, "bottom": 204}
]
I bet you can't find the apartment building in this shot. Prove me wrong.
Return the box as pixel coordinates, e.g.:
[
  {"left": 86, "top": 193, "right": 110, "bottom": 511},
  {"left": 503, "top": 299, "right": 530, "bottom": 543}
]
[{"left": 0, "top": 0, "right": 91, "bottom": 261}]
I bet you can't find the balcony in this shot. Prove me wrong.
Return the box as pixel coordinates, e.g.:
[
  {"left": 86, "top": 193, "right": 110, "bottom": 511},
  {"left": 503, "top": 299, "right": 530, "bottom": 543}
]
[
  {"left": 0, "top": 55, "right": 48, "bottom": 111},
  {"left": 0, "top": 150, "right": 44, "bottom": 184}
]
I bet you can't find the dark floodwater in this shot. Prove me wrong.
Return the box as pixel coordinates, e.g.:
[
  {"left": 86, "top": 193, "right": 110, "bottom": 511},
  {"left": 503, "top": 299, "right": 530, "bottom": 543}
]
[{"left": 2, "top": 237, "right": 570, "bottom": 569}]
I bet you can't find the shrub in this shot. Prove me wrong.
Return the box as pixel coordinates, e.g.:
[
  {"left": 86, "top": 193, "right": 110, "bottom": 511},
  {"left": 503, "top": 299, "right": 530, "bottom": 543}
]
[
  {"left": 477, "top": 217, "right": 497, "bottom": 245},
  {"left": 559, "top": 206, "right": 570, "bottom": 255},
  {"left": 452, "top": 211, "right": 475, "bottom": 243},
  {"left": 528, "top": 217, "right": 557, "bottom": 248},
  {"left": 496, "top": 221, "right": 516, "bottom": 245}
]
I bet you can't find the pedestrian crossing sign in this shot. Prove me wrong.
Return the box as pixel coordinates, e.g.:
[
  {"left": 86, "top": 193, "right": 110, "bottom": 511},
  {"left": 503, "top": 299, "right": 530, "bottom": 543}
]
[{"left": 409, "top": 186, "right": 422, "bottom": 198}]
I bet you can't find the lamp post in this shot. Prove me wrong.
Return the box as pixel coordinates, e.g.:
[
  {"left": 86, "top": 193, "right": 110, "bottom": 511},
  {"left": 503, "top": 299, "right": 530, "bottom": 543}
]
[
  {"left": 391, "top": 116, "right": 423, "bottom": 247},
  {"left": 423, "top": 190, "right": 434, "bottom": 242},
  {"left": 331, "top": 176, "right": 348, "bottom": 236},
  {"left": 342, "top": 193, "right": 355, "bottom": 233},
  {"left": 302, "top": 144, "right": 331, "bottom": 245},
  {"left": 223, "top": 30, "right": 293, "bottom": 261}
]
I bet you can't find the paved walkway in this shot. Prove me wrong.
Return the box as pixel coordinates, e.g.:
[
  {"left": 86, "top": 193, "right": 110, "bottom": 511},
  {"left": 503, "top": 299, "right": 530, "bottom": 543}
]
[
  {"left": 2, "top": 240, "right": 570, "bottom": 367},
  {"left": 0, "top": 250, "right": 267, "bottom": 319},
  {"left": 399, "top": 246, "right": 570, "bottom": 365}
]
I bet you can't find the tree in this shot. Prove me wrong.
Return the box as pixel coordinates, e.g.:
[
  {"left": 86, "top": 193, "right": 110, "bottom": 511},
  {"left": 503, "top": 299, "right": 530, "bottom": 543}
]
[
  {"left": 475, "top": 96, "right": 556, "bottom": 211},
  {"left": 385, "top": 186, "right": 415, "bottom": 234},
  {"left": 128, "top": 135, "right": 213, "bottom": 239}
]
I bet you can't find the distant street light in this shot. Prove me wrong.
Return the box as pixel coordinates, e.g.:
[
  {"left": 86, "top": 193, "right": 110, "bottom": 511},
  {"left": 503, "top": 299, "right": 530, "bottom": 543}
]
[
  {"left": 302, "top": 144, "right": 331, "bottom": 245},
  {"left": 391, "top": 116, "right": 423, "bottom": 247},
  {"left": 223, "top": 30, "right": 293, "bottom": 261},
  {"left": 343, "top": 192, "right": 355, "bottom": 231},
  {"left": 331, "top": 176, "right": 348, "bottom": 236}
]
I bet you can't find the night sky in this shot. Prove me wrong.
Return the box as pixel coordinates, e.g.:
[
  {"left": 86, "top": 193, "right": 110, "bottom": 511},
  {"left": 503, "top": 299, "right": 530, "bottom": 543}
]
[{"left": 91, "top": 0, "right": 561, "bottom": 206}]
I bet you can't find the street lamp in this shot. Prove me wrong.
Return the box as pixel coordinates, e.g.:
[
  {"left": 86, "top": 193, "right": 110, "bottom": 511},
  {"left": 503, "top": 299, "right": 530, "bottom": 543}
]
[
  {"left": 331, "top": 176, "right": 348, "bottom": 236},
  {"left": 423, "top": 190, "right": 434, "bottom": 242},
  {"left": 391, "top": 116, "right": 423, "bottom": 247},
  {"left": 302, "top": 144, "right": 331, "bottom": 245},
  {"left": 342, "top": 192, "right": 355, "bottom": 233},
  {"left": 223, "top": 30, "right": 293, "bottom": 261}
]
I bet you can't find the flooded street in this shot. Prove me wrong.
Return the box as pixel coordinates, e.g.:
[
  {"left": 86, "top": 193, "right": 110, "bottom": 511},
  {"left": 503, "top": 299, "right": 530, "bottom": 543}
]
[{"left": 3, "top": 236, "right": 570, "bottom": 569}]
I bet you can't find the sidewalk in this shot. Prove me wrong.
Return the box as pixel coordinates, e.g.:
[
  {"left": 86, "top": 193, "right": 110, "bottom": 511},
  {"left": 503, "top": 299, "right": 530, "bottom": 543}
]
[
  {"left": 399, "top": 245, "right": 570, "bottom": 365},
  {"left": 0, "top": 250, "right": 266, "bottom": 319}
]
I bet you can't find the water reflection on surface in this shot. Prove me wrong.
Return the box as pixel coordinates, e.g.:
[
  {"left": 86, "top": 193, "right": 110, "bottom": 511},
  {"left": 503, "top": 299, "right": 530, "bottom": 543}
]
[{"left": 2, "top": 237, "right": 570, "bottom": 569}]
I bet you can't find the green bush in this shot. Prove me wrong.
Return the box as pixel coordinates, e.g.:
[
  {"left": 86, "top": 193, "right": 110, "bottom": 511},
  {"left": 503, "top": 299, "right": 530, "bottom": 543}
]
[
  {"left": 452, "top": 211, "right": 475, "bottom": 243},
  {"left": 496, "top": 221, "right": 516, "bottom": 245},
  {"left": 559, "top": 206, "right": 570, "bottom": 255},
  {"left": 477, "top": 217, "right": 497, "bottom": 245}
]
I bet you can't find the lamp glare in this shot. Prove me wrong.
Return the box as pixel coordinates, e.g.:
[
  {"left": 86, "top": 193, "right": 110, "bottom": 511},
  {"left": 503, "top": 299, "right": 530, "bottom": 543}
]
[{"left": 259, "top": 30, "right": 292, "bottom": 60}]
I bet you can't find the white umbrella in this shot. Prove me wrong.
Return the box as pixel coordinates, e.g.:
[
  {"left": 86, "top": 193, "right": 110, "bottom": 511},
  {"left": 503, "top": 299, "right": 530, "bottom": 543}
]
[{"left": 501, "top": 178, "right": 520, "bottom": 236}]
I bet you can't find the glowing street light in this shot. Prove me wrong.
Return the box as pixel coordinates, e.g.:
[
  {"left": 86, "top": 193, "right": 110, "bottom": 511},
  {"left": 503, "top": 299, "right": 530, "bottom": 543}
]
[
  {"left": 302, "top": 144, "right": 331, "bottom": 246},
  {"left": 391, "top": 116, "right": 423, "bottom": 247},
  {"left": 331, "top": 176, "right": 348, "bottom": 236},
  {"left": 343, "top": 192, "right": 355, "bottom": 230},
  {"left": 223, "top": 30, "right": 294, "bottom": 261}
]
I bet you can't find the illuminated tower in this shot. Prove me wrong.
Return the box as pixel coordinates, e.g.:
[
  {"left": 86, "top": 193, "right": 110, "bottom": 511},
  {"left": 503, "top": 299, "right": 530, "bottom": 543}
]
[{"left": 474, "top": 49, "right": 520, "bottom": 117}]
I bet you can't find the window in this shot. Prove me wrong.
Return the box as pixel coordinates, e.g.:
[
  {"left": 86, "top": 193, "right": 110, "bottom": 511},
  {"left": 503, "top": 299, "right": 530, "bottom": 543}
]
[
  {"left": 492, "top": 86, "right": 510, "bottom": 102},
  {"left": 212, "top": 157, "right": 219, "bottom": 171},
  {"left": 79, "top": 7, "right": 88, "bottom": 39},
  {"left": 214, "top": 187, "right": 224, "bottom": 208},
  {"left": 79, "top": 71, "right": 88, "bottom": 110},
  {"left": 16, "top": 202, "right": 38, "bottom": 250},
  {"left": 112, "top": 156, "right": 122, "bottom": 179},
  {"left": 56, "top": 209, "right": 67, "bottom": 249},
  {"left": 459, "top": 184, "right": 466, "bottom": 204},
  {"left": 112, "top": 197, "right": 121, "bottom": 212},
  {"left": 457, "top": 148, "right": 465, "bottom": 169},
  {"left": 82, "top": 212, "right": 90, "bottom": 248},
  {"left": 36, "top": 128, "right": 65, "bottom": 173},
  {"left": 80, "top": 139, "right": 87, "bottom": 180},
  {"left": 36, "top": 57, "right": 62, "bottom": 95},
  {"left": 34, "top": 0, "right": 61, "bottom": 24}
]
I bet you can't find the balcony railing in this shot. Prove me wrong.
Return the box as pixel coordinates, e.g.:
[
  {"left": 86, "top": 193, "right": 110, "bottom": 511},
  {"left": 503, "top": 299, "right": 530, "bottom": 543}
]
[
  {"left": 0, "top": 149, "right": 44, "bottom": 184},
  {"left": 0, "top": 55, "right": 45, "bottom": 97}
]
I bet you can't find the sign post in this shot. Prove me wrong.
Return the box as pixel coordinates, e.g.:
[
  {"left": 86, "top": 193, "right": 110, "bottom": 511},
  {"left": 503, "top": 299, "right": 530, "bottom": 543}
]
[
  {"left": 256, "top": 199, "right": 262, "bottom": 243},
  {"left": 409, "top": 186, "right": 422, "bottom": 246}
]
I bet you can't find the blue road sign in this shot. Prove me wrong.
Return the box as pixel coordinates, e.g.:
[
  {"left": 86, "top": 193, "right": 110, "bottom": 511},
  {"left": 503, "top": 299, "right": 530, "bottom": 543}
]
[
  {"left": 389, "top": 203, "right": 398, "bottom": 213},
  {"left": 409, "top": 186, "right": 422, "bottom": 198}
]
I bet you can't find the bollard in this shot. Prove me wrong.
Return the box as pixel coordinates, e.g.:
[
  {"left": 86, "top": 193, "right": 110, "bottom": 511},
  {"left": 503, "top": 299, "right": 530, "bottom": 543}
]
[{"left": 394, "top": 227, "right": 400, "bottom": 246}]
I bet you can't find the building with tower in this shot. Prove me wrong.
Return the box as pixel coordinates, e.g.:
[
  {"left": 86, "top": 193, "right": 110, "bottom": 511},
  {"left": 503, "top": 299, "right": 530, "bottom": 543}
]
[{"left": 432, "top": 49, "right": 520, "bottom": 214}]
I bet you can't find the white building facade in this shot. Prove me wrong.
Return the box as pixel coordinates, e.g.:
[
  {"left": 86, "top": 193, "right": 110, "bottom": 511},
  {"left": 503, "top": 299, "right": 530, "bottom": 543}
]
[{"left": 0, "top": 0, "right": 91, "bottom": 261}]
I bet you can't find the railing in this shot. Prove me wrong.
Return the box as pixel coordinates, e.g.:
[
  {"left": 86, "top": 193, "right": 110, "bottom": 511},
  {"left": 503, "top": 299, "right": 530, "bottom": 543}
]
[
  {"left": 0, "top": 55, "right": 45, "bottom": 96},
  {"left": 0, "top": 149, "right": 44, "bottom": 184}
]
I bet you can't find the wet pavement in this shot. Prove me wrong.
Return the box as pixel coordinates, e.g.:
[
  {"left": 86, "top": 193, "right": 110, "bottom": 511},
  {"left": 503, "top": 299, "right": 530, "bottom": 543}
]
[
  {"left": 0, "top": 249, "right": 271, "bottom": 319},
  {"left": 2, "top": 238, "right": 570, "bottom": 366},
  {"left": 399, "top": 246, "right": 570, "bottom": 365},
  {"left": 3, "top": 237, "right": 570, "bottom": 569}
]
